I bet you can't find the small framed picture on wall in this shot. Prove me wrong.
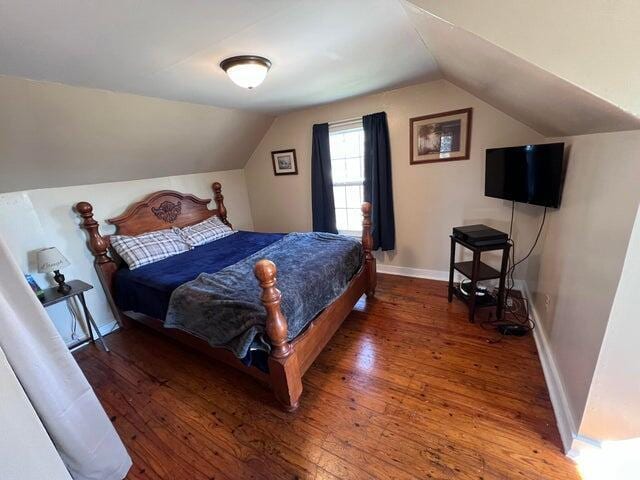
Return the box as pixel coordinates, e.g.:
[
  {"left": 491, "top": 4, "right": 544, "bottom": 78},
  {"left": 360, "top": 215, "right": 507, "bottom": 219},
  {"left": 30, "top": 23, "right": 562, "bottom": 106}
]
[
  {"left": 410, "top": 108, "right": 472, "bottom": 164},
  {"left": 271, "top": 149, "right": 298, "bottom": 176}
]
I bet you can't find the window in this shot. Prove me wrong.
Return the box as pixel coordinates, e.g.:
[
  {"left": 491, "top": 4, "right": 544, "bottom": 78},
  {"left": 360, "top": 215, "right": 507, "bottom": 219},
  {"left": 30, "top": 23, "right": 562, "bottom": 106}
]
[{"left": 330, "top": 120, "right": 364, "bottom": 236}]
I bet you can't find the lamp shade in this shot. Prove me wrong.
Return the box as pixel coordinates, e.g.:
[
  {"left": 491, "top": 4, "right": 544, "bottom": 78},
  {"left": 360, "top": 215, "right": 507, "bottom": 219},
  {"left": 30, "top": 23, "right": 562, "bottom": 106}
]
[{"left": 37, "top": 247, "right": 70, "bottom": 273}]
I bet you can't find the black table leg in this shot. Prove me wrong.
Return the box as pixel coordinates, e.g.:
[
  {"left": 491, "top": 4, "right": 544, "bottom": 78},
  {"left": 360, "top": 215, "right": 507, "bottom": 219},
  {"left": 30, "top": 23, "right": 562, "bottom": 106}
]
[
  {"left": 496, "top": 243, "right": 510, "bottom": 320},
  {"left": 468, "top": 251, "right": 481, "bottom": 323},
  {"left": 448, "top": 237, "right": 456, "bottom": 303},
  {"left": 78, "top": 292, "right": 109, "bottom": 352}
]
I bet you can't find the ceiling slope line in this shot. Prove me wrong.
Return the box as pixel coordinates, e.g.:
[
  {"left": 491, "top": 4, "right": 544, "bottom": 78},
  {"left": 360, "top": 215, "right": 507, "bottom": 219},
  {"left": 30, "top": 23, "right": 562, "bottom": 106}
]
[
  {"left": 401, "top": 1, "right": 640, "bottom": 137},
  {"left": 397, "top": 0, "right": 443, "bottom": 74}
]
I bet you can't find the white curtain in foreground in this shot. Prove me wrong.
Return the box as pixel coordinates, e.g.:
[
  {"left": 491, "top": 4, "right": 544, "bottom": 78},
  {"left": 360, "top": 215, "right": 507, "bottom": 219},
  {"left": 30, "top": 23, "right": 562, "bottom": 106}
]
[{"left": 0, "top": 236, "right": 131, "bottom": 480}]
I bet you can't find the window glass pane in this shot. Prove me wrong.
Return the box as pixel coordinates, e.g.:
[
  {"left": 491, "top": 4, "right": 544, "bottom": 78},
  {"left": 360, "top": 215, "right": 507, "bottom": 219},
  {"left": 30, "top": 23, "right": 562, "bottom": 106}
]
[
  {"left": 344, "top": 131, "right": 361, "bottom": 157},
  {"left": 345, "top": 185, "right": 362, "bottom": 209},
  {"left": 345, "top": 155, "right": 362, "bottom": 181},
  {"left": 330, "top": 134, "right": 346, "bottom": 158},
  {"left": 347, "top": 208, "right": 362, "bottom": 231},
  {"left": 335, "top": 209, "right": 348, "bottom": 231},
  {"left": 333, "top": 186, "right": 346, "bottom": 208},
  {"left": 331, "top": 159, "right": 346, "bottom": 182},
  {"left": 330, "top": 123, "right": 364, "bottom": 234}
]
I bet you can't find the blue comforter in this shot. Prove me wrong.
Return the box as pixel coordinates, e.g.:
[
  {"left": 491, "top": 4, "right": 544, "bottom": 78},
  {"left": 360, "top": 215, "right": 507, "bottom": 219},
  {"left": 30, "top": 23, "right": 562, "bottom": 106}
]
[
  {"left": 114, "top": 231, "right": 285, "bottom": 319},
  {"left": 164, "top": 232, "right": 363, "bottom": 359}
]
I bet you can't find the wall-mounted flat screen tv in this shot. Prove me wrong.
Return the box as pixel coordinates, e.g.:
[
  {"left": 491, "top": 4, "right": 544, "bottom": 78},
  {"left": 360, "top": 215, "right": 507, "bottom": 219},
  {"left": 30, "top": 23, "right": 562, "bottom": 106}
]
[{"left": 485, "top": 142, "right": 565, "bottom": 208}]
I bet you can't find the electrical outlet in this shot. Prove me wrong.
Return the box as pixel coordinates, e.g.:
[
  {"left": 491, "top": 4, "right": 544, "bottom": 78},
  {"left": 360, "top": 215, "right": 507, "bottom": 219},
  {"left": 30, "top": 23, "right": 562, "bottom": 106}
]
[{"left": 544, "top": 294, "right": 552, "bottom": 311}]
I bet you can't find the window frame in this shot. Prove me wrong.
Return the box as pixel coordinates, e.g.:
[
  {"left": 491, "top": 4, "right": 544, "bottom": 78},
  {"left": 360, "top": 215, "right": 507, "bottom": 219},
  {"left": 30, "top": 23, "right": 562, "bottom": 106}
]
[{"left": 329, "top": 120, "right": 365, "bottom": 237}]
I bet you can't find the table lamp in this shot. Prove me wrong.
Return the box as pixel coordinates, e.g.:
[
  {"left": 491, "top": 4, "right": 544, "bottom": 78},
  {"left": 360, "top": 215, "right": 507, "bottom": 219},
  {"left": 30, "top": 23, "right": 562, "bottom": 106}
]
[{"left": 37, "top": 247, "right": 71, "bottom": 293}]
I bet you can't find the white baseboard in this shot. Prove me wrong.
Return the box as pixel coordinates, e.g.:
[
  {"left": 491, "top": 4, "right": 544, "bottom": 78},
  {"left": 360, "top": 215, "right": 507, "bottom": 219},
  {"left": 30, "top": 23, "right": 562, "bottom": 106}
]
[
  {"left": 97, "top": 319, "right": 120, "bottom": 337},
  {"left": 567, "top": 434, "right": 603, "bottom": 460},
  {"left": 520, "top": 281, "right": 578, "bottom": 454},
  {"left": 68, "top": 319, "right": 120, "bottom": 352},
  {"left": 377, "top": 264, "right": 450, "bottom": 281}
]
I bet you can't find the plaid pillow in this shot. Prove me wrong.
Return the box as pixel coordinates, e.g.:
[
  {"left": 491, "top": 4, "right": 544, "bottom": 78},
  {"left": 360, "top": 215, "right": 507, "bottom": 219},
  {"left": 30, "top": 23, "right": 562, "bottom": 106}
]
[
  {"left": 110, "top": 229, "right": 192, "bottom": 270},
  {"left": 179, "top": 216, "right": 235, "bottom": 247}
]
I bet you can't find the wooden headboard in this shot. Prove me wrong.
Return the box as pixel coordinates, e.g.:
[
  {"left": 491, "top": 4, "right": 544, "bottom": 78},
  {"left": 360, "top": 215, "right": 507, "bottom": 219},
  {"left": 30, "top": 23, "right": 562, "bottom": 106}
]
[
  {"left": 107, "top": 184, "right": 231, "bottom": 236},
  {"left": 74, "top": 182, "right": 230, "bottom": 324}
]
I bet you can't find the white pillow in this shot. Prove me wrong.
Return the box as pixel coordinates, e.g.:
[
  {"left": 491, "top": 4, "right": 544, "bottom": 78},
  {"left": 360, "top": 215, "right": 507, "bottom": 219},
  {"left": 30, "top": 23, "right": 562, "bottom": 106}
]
[
  {"left": 110, "top": 229, "right": 192, "bottom": 270},
  {"left": 179, "top": 216, "right": 235, "bottom": 247}
]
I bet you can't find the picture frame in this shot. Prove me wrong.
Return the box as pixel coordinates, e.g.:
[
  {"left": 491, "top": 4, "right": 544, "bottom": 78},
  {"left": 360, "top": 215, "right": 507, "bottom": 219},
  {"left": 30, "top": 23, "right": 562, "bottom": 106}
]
[
  {"left": 271, "top": 149, "right": 298, "bottom": 176},
  {"left": 410, "top": 108, "right": 472, "bottom": 164}
]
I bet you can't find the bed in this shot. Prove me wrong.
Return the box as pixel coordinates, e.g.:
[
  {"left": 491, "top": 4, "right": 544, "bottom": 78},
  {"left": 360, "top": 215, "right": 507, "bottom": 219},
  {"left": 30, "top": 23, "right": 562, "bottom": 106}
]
[{"left": 74, "top": 182, "right": 376, "bottom": 411}]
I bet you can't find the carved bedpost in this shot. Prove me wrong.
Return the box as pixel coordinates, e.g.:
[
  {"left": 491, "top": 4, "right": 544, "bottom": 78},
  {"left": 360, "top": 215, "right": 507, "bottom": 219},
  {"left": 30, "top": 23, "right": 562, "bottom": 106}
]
[
  {"left": 75, "top": 201, "right": 130, "bottom": 329},
  {"left": 362, "top": 202, "right": 377, "bottom": 297},
  {"left": 212, "top": 182, "right": 231, "bottom": 228},
  {"left": 254, "top": 259, "right": 303, "bottom": 411},
  {"left": 76, "top": 202, "right": 112, "bottom": 264}
]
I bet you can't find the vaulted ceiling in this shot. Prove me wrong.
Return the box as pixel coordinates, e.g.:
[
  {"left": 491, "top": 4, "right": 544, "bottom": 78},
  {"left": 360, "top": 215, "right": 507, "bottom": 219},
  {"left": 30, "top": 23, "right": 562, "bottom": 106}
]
[
  {"left": 0, "top": 0, "right": 638, "bottom": 192},
  {"left": 402, "top": 0, "right": 640, "bottom": 136}
]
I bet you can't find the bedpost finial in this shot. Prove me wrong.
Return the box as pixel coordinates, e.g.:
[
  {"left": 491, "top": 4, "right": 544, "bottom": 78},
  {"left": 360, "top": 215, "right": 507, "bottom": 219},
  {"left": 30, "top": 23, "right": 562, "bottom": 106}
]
[
  {"left": 254, "top": 259, "right": 291, "bottom": 359},
  {"left": 212, "top": 181, "right": 230, "bottom": 228},
  {"left": 255, "top": 259, "right": 277, "bottom": 285},
  {"left": 75, "top": 201, "right": 94, "bottom": 217},
  {"left": 74, "top": 201, "right": 111, "bottom": 264}
]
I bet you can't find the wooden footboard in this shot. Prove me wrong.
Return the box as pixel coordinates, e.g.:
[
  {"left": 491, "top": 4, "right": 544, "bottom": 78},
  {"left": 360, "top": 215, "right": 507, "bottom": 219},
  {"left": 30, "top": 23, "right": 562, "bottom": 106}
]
[{"left": 255, "top": 202, "right": 376, "bottom": 411}]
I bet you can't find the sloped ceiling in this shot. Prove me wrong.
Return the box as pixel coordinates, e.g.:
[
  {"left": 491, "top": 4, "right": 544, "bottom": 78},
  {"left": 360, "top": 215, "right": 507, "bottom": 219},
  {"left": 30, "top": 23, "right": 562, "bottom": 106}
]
[
  {"left": 405, "top": 0, "right": 640, "bottom": 117},
  {"left": 0, "top": 75, "right": 273, "bottom": 193},
  {"left": 0, "top": 0, "right": 638, "bottom": 193},
  {"left": 402, "top": 1, "right": 640, "bottom": 137},
  {"left": 0, "top": 0, "right": 439, "bottom": 113}
]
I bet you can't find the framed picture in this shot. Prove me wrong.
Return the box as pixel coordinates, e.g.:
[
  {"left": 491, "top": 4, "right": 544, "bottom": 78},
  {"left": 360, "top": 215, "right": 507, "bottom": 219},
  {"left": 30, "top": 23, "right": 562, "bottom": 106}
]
[
  {"left": 271, "top": 149, "right": 298, "bottom": 176},
  {"left": 410, "top": 108, "right": 472, "bottom": 164}
]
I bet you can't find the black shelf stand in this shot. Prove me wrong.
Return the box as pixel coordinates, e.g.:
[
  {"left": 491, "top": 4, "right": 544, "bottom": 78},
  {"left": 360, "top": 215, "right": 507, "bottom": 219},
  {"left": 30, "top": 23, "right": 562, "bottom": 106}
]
[{"left": 448, "top": 236, "right": 511, "bottom": 323}]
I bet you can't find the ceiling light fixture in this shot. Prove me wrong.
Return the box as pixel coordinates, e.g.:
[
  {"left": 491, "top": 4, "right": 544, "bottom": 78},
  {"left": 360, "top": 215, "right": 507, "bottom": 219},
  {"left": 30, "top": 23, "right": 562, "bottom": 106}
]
[{"left": 220, "top": 55, "right": 271, "bottom": 89}]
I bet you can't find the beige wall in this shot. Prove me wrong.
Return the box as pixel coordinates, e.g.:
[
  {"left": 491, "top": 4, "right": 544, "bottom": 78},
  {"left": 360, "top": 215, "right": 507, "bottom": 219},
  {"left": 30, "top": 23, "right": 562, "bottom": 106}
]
[
  {"left": 525, "top": 130, "right": 640, "bottom": 430},
  {"left": 0, "top": 169, "right": 253, "bottom": 344},
  {"left": 578, "top": 203, "right": 640, "bottom": 441},
  {"left": 0, "top": 75, "right": 273, "bottom": 193},
  {"left": 245, "top": 79, "right": 544, "bottom": 276}
]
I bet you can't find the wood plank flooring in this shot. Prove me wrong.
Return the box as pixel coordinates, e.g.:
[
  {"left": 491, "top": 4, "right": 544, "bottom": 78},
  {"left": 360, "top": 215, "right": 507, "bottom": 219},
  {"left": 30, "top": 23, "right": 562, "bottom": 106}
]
[{"left": 74, "top": 274, "right": 580, "bottom": 479}]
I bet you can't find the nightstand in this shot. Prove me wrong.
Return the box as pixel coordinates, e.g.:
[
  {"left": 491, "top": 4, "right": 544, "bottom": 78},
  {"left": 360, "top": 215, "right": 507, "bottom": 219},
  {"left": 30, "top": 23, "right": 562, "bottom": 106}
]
[{"left": 40, "top": 279, "right": 109, "bottom": 352}]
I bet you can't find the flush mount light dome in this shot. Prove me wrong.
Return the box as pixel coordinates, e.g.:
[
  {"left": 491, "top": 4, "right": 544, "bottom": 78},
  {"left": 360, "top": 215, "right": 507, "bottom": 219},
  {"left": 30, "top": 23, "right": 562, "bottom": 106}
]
[{"left": 220, "top": 55, "right": 272, "bottom": 89}]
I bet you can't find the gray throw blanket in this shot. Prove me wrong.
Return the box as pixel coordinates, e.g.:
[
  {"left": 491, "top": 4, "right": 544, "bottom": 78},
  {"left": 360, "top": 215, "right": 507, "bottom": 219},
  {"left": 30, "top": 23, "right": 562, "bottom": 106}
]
[{"left": 164, "top": 232, "right": 363, "bottom": 358}]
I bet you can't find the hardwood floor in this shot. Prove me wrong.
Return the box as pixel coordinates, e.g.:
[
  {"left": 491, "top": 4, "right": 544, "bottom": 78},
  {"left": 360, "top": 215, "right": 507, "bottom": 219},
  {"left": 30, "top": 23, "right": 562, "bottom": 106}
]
[{"left": 74, "top": 274, "right": 580, "bottom": 480}]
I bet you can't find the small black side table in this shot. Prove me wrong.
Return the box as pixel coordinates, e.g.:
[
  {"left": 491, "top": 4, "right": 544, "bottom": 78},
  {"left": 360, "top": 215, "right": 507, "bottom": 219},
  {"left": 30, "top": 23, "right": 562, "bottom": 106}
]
[
  {"left": 41, "top": 280, "right": 109, "bottom": 352},
  {"left": 448, "top": 236, "right": 511, "bottom": 323}
]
